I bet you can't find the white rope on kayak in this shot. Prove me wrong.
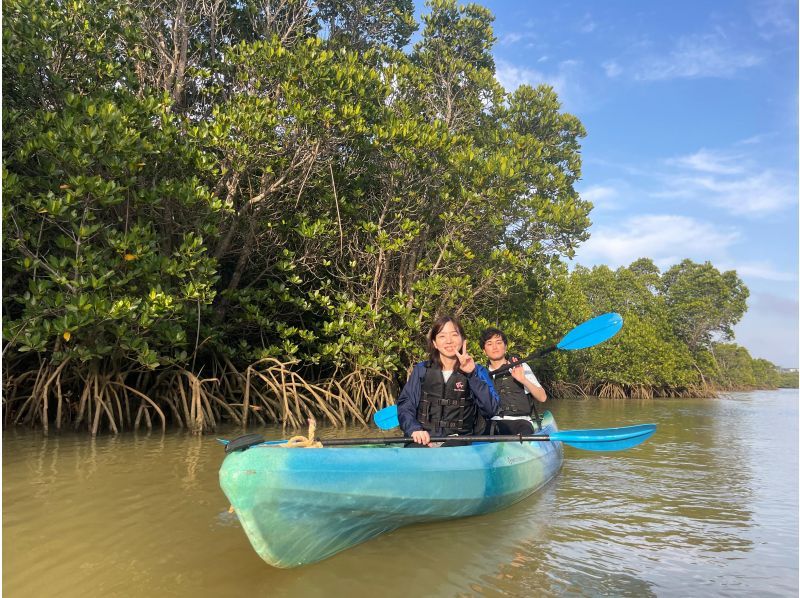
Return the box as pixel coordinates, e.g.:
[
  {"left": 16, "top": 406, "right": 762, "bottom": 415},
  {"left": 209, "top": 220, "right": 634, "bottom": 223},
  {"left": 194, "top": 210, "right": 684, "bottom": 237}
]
[{"left": 279, "top": 417, "right": 323, "bottom": 448}]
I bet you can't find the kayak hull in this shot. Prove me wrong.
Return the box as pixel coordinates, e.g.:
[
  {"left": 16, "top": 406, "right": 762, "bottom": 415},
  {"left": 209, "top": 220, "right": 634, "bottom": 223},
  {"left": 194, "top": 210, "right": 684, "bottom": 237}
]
[{"left": 219, "top": 411, "right": 563, "bottom": 568}]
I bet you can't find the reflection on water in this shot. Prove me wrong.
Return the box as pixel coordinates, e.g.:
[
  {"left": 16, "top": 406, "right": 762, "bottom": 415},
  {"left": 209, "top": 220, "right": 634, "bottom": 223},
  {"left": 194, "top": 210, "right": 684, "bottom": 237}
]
[{"left": 3, "top": 390, "right": 798, "bottom": 597}]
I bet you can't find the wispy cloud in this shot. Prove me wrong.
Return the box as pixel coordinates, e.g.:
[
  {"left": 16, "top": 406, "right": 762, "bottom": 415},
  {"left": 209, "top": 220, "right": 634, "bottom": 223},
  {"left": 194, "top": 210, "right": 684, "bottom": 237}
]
[
  {"left": 657, "top": 148, "right": 796, "bottom": 215},
  {"left": 495, "top": 59, "right": 585, "bottom": 109},
  {"left": 579, "top": 184, "right": 621, "bottom": 210},
  {"left": 498, "top": 31, "right": 538, "bottom": 46},
  {"left": 667, "top": 149, "right": 745, "bottom": 175},
  {"left": 602, "top": 60, "right": 622, "bottom": 78},
  {"left": 720, "top": 261, "right": 797, "bottom": 282},
  {"left": 736, "top": 134, "right": 770, "bottom": 146},
  {"left": 578, "top": 13, "right": 597, "bottom": 34},
  {"left": 750, "top": 0, "right": 797, "bottom": 39},
  {"left": 658, "top": 172, "right": 794, "bottom": 214},
  {"left": 588, "top": 142, "right": 797, "bottom": 217},
  {"left": 496, "top": 61, "right": 548, "bottom": 90},
  {"left": 575, "top": 214, "right": 740, "bottom": 270},
  {"left": 634, "top": 33, "right": 763, "bottom": 80},
  {"left": 575, "top": 181, "right": 794, "bottom": 279},
  {"left": 495, "top": 59, "right": 567, "bottom": 97},
  {"left": 499, "top": 32, "right": 523, "bottom": 45}
]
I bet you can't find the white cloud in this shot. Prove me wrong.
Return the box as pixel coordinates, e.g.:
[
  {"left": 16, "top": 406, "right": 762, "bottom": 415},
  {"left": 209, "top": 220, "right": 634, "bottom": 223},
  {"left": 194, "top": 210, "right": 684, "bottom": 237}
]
[
  {"left": 656, "top": 148, "right": 796, "bottom": 215},
  {"left": 667, "top": 149, "right": 745, "bottom": 175},
  {"left": 495, "top": 59, "right": 585, "bottom": 109},
  {"left": 499, "top": 32, "right": 523, "bottom": 45},
  {"left": 736, "top": 134, "right": 769, "bottom": 146},
  {"left": 719, "top": 261, "right": 797, "bottom": 282},
  {"left": 575, "top": 214, "right": 740, "bottom": 270},
  {"left": 750, "top": 0, "right": 797, "bottom": 39},
  {"left": 498, "top": 31, "right": 540, "bottom": 46},
  {"left": 575, "top": 216, "right": 799, "bottom": 367},
  {"left": 495, "top": 59, "right": 567, "bottom": 98},
  {"left": 579, "top": 185, "right": 620, "bottom": 209},
  {"left": 602, "top": 60, "right": 622, "bottom": 78},
  {"left": 669, "top": 173, "right": 794, "bottom": 214},
  {"left": 579, "top": 13, "right": 597, "bottom": 33},
  {"left": 634, "top": 33, "right": 763, "bottom": 80}
]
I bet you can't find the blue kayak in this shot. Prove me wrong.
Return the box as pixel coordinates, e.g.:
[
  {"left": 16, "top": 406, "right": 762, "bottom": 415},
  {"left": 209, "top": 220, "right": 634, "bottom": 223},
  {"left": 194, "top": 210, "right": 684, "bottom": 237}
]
[{"left": 219, "top": 411, "right": 564, "bottom": 568}]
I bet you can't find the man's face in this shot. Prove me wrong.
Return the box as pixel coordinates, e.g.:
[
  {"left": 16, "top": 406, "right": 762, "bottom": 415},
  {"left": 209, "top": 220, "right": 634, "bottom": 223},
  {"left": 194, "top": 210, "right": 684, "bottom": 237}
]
[{"left": 483, "top": 334, "right": 506, "bottom": 361}]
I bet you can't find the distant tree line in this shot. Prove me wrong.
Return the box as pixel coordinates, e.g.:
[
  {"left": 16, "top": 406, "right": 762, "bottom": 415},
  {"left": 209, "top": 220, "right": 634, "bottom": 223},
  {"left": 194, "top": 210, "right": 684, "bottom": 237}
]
[{"left": 2, "top": 0, "right": 787, "bottom": 434}]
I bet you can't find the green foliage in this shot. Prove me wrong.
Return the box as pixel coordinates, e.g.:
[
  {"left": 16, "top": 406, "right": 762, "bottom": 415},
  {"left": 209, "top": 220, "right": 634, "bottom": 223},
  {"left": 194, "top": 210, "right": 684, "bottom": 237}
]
[
  {"left": 778, "top": 371, "right": 799, "bottom": 388},
  {"left": 662, "top": 259, "right": 749, "bottom": 351},
  {"left": 538, "top": 262, "right": 696, "bottom": 391},
  {"left": 532, "top": 260, "right": 773, "bottom": 395},
  {"left": 4, "top": 0, "right": 591, "bottom": 381},
  {"left": 3, "top": 0, "right": 775, "bottom": 435},
  {"left": 710, "top": 343, "right": 787, "bottom": 389},
  {"left": 315, "top": 0, "right": 417, "bottom": 53},
  {"left": 3, "top": 0, "right": 140, "bottom": 112},
  {"left": 3, "top": 91, "right": 221, "bottom": 368}
]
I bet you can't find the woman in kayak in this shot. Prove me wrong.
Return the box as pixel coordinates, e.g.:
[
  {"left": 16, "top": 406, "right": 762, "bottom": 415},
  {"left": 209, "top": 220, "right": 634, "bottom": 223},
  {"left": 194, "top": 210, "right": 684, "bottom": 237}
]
[
  {"left": 480, "top": 327, "right": 547, "bottom": 435},
  {"left": 397, "top": 315, "right": 499, "bottom": 446}
]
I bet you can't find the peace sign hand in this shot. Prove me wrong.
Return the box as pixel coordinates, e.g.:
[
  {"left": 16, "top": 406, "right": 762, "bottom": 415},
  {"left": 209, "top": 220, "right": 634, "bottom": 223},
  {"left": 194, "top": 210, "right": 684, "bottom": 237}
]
[{"left": 455, "top": 344, "right": 476, "bottom": 374}]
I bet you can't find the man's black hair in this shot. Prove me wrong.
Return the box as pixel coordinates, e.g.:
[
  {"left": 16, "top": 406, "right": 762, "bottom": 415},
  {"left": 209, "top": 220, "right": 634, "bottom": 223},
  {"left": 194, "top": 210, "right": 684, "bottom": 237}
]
[{"left": 479, "top": 327, "right": 507, "bottom": 349}]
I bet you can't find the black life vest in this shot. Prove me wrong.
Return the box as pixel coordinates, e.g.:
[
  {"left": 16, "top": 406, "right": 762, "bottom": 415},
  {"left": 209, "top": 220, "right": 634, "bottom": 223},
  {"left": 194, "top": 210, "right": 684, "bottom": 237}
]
[
  {"left": 417, "top": 363, "right": 477, "bottom": 435},
  {"left": 491, "top": 369, "right": 533, "bottom": 416}
]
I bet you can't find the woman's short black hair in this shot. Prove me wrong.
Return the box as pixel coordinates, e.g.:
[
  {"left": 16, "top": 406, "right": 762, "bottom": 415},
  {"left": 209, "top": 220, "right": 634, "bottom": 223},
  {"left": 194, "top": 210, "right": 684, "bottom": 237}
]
[{"left": 480, "top": 327, "right": 507, "bottom": 348}]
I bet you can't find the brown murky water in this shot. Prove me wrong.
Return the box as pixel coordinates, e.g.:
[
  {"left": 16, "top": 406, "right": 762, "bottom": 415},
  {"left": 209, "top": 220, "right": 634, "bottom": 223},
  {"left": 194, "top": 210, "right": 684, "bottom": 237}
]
[{"left": 4, "top": 390, "right": 798, "bottom": 597}]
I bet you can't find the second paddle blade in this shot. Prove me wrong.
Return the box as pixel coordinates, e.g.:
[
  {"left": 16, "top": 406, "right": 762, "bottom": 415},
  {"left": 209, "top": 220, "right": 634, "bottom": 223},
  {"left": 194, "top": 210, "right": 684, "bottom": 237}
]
[
  {"left": 553, "top": 423, "right": 656, "bottom": 452},
  {"left": 373, "top": 405, "right": 399, "bottom": 430},
  {"left": 558, "top": 313, "right": 624, "bottom": 351}
]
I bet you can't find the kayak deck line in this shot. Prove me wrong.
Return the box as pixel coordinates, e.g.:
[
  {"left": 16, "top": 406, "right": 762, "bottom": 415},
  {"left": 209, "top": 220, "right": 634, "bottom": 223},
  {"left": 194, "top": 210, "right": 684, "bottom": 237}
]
[{"left": 219, "top": 422, "right": 656, "bottom": 452}]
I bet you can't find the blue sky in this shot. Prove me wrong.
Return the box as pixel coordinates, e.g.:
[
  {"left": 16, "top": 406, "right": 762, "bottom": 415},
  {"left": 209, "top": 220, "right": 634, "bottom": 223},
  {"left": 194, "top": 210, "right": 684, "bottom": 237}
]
[{"left": 423, "top": 0, "right": 798, "bottom": 367}]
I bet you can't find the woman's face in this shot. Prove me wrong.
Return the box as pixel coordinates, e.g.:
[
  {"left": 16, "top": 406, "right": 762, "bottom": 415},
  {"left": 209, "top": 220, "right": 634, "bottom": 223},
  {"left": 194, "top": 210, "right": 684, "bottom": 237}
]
[{"left": 432, "top": 321, "right": 463, "bottom": 359}]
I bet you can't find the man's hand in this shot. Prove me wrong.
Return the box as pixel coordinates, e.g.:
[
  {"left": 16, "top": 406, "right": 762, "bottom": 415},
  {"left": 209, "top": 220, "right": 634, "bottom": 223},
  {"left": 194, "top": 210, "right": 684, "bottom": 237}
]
[{"left": 510, "top": 356, "right": 527, "bottom": 383}]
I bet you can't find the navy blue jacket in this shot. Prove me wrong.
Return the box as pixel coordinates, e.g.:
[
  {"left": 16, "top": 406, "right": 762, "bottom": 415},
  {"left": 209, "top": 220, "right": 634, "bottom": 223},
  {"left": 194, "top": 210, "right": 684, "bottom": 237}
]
[{"left": 397, "top": 362, "right": 500, "bottom": 436}]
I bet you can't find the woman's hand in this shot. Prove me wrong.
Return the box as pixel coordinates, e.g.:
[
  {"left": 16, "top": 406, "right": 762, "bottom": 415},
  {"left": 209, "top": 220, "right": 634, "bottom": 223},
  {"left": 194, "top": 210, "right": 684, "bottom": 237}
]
[
  {"left": 455, "top": 345, "right": 476, "bottom": 374},
  {"left": 411, "top": 430, "right": 431, "bottom": 446}
]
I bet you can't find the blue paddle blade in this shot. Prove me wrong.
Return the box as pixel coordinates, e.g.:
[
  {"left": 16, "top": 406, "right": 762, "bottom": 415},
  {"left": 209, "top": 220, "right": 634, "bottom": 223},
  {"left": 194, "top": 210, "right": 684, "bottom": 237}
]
[
  {"left": 550, "top": 423, "right": 656, "bottom": 452},
  {"left": 373, "top": 405, "right": 400, "bottom": 430},
  {"left": 557, "top": 312, "right": 623, "bottom": 351}
]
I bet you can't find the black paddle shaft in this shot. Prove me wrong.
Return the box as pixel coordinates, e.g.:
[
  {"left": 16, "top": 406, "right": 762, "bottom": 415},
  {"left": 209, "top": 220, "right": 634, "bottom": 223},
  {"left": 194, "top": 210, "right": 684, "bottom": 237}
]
[
  {"left": 490, "top": 344, "right": 558, "bottom": 377},
  {"left": 318, "top": 434, "right": 551, "bottom": 446}
]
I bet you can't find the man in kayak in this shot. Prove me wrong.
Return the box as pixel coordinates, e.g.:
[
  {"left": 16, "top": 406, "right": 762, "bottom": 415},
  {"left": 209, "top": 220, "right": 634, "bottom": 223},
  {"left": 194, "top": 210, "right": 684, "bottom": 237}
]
[
  {"left": 480, "top": 327, "right": 547, "bottom": 435},
  {"left": 397, "top": 315, "right": 499, "bottom": 447}
]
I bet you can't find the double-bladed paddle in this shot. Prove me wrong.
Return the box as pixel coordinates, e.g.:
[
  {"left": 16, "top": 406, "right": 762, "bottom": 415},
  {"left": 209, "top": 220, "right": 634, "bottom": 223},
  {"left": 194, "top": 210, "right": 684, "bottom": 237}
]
[
  {"left": 220, "top": 423, "right": 656, "bottom": 453},
  {"left": 373, "top": 312, "right": 624, "bottom": 431},
  {"left": 491, "top": 312, "right": 623, "bottom": 376}
]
